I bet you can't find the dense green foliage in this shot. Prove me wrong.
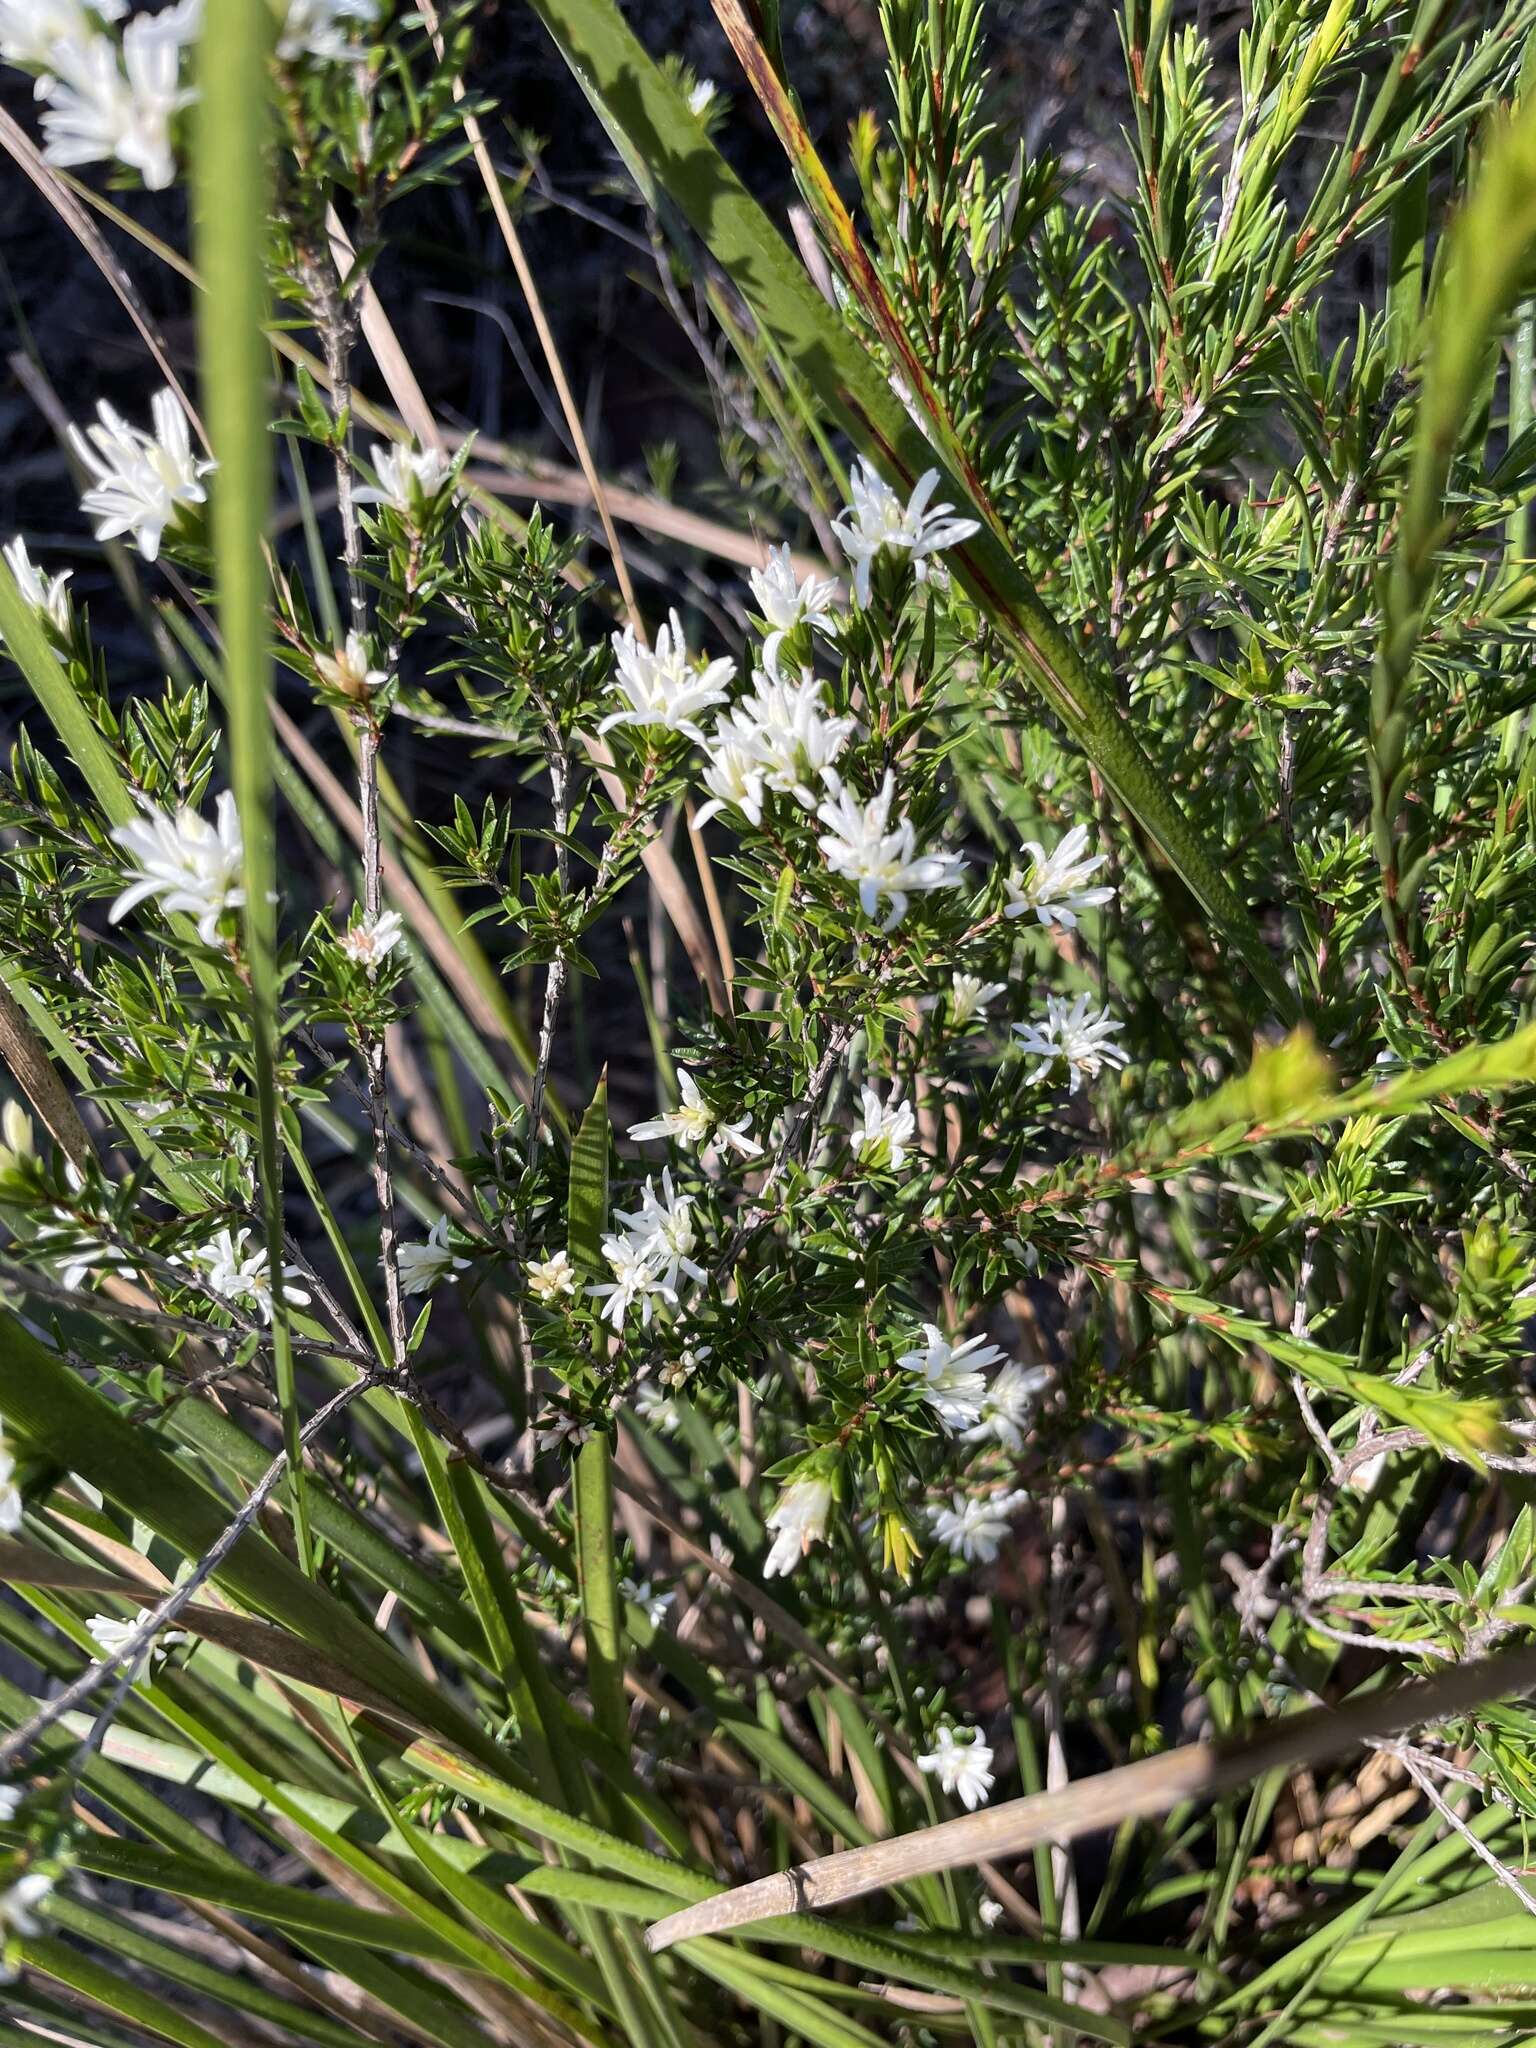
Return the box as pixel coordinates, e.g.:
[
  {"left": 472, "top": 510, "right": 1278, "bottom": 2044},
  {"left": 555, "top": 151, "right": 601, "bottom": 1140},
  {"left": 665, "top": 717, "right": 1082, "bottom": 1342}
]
[{"left": 3, "top": 1, "right": 1536, "bottom": 2043}]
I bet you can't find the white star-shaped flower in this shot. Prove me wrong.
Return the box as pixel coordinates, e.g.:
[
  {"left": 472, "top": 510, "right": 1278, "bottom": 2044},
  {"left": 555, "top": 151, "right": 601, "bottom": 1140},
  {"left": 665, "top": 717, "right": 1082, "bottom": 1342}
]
[
  {"left": 602, "top": 609, "right": 734, "bottom": 743},
  {"left": 850, "top": 1081, "right": 916, "bottom": 1173},
  {"left": 338, "top": 908, "right": 405, "bottom": 977},
  {"left": 747, "top": 543, "right": 839, "bottom": 665},
  {"left": 831, "top": 462, "right": 980, "bottom": 606},
  {"left": 397, "top": 1216, "right": 469, "bottom": 1297},
  {"left": 1004, "top": 824, "right": 1114, "bottom": 929},
  {"left": 68, "top": 387, "right": 212, "bottom": 561},
  {"left": 187, "top": 1226, "right": 311, "bottom": 1325},
  {"left": 360, "top": 438, "right": 451, "bottom": 514},
  {"left": 526, "top": 1248, "right": 577, "bottom": 1303},
  {"left": 898, "top": 1323, "right": 1007, "bottom": 1435},
  {"left": 1014, "top": 993, "right": 1129, "bottom": 1093},
  {"left": 931, "top": 1489, "right": 1029, "bottom": 1564},
  {"left": 109, "top": 791, "right": 244, "bottom": 947},
  {"left": 948, "top": 972, "right": 1007, "bottom": 1027},
  {"left": 917, "top": 1725, "right": 995, "bottom": 1810},
  {"left": 627, "top": 1067, "right": 758, "bottom": 1158},
  {"left": 816, "top": 771, "right": 966, "bottom": 929},
  {"left": 965, "top": 1362, "right": 1052, "bottom": 1451},
  {"left": 2, "top": 536, "right": 71, "bottom": 636}
]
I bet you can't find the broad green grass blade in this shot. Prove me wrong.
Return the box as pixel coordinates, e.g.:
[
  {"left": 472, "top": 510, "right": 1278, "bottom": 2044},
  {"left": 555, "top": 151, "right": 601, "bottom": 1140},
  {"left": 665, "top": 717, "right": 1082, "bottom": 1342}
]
[
  {"left": 18, "top": 1936, "right": 230, "bottom": 2048},
  {"left": 0, "top": 568, "right": 134, "bottom": 827},
  {"left": 192, "top": 0, "right": 312, "bottom": 1571}
]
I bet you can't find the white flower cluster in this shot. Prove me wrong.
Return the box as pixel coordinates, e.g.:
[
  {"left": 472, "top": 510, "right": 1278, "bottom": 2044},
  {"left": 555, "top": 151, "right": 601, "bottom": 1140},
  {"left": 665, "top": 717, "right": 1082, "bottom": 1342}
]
[
  {"left": 359, "top": 439, "right": 452, "bottom": 516},
  {"left": 898, "top": 1325, "right": 1051, "bottom": 1445},
  {"left": 850, "top": 1081, "right": 916, "bottom": 1171},
  {"left": 590, "top": 1171, "right": 704, "bottom": 1331},
  {"left": 69, "top": 388, "right": 213, "bottom": 563},
  {"left": 109, "top": 790, "right": 244, "bottom": 948},
  {"left": 816, "top": 772, "right": 968, "bottom": 930},
  {"left": 1004, "top": 823, "right": 1114, "bottom": 929},
  {"left": 188, "top": 1226, "right": 311, "bottom": 1325},
  {"left": 931, "top": 1488, "right": 1029, "bottom": 1563},
  {"left": 0, "top": 1868, "right": 54, "bottom": 1979},
  {"left": 696, "top": 660, "right": 855, "bottom": 828},
  {"left": 526, "top": 1248, "right": 576, "bottom": 1303},
  {"left": 86, "top": 1610, "right": 187, "bottom": 1680},
  {"left": 602, "top": 610, "right": 735, "bottom": 743},
  {"left": 1013, "top": 992, "right": 1129, "bottom": 1094},
  {"left": 3, "top": 0, "right": 201, "bottom": 192}
]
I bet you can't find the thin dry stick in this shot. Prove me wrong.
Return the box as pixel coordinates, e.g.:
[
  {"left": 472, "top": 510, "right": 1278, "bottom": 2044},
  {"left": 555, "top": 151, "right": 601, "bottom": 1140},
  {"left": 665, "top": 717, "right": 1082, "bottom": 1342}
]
[
  {"left": 645, "top": 1640, "right": 1536, "bottom": 1949},
  {"left": 1395, "top": 1745, "right": 1536, "bottom": 1920}
]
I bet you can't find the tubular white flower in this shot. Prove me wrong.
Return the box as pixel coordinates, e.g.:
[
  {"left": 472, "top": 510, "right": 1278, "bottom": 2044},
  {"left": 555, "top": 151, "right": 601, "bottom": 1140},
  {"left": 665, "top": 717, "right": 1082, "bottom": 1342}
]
[
  {"left": 39, "top": 7, "right": 197, "bottom": 191},
  {"left": 948, "top": 972, "right": 1006, "bottom": 1027},
  {"left": 686, "top": 76, "right": 717, "bottom": 116},
  {"left": 338, "top": 908, "right": 405, "bottom": 977},
  {"left": 898, "top": 1323, "right": 1007, "bottom": 1435},
  {"left": 740, "top": 664, "right": 854, "bottom": 806},
  {"left": 1, "top": 537, "right": 71, "bottom": 638},
  {"left": 278, "top": 0, "right": 380, "bottom": 61},
  {"left": 0, "top": 1423, "right": 22, "bottom": 1536},
  {"left": 695, "top": 729, "right": 767, "bottom": 829},
  {"left": 526, "top": 1249, "right": 576, "bottom": 1302},
  {"left": 747, "top": 542, "right": 839, "bottom": 664},
  {"left": 398, "top": 1216, "right": 469, "bottom": 1297},
  {"left": 68, "top": 387, "right": 212, "bottom": 561},
  {"left": 189, "top": 1226, "right": 311, "bottom": 1324},
  {"left": 931, "top": 1490, "right": 1028, "bottom": 1564},
  {"left": 815, "top": 771, "right": 966, "bottom": 929},
  {"left": 831, "top": 462, "right": 981, "bottom": 606},
  {"left": 601, "top": 609, "right": 734, "bottom": 743},
  {"left": 762, "top": 1472, "right": 833, "bottom": 1578},
  {"left": 627, "top": 1067, "right": 758, "bottom": 1158},
  {"left": 1014, "top": 993, "right": 1130, "bottom": 1093},
  {"left": 965, "top": 1361, "right": 1053, "bottom": 1452},
  {"left": 361, "top": 439, "right": 452, "bottom": 513},
  {"left": 850, "top": 1081, "right": 916, "bottom": 1173},
  {"left": 0, "top": 0, "right": 125, "bottom": 72},
  {"left": 1004, "top": 824, "right": 1114, "bottom": 929},
  {"left": 109, "top": 790, "right": 245, "bottom": 946}
]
